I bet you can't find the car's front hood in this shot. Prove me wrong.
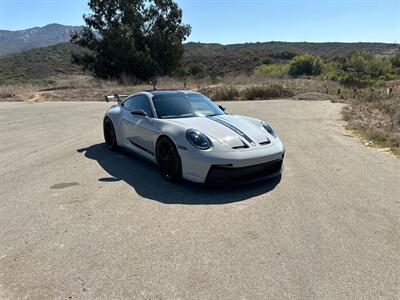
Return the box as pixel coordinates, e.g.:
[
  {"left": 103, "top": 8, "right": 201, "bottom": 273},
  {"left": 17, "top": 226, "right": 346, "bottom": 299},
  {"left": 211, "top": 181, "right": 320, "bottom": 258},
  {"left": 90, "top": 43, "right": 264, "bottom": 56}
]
[{"left": 167, "top": 115, "right": 272, "bottom": 149}]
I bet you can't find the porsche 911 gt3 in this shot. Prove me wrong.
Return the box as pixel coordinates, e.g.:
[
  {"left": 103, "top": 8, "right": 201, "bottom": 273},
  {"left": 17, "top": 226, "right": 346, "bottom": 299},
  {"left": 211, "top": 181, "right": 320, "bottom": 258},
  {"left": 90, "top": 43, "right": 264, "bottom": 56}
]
[{"left": 103, "top": 90, "right": 284, "bottom": 184}]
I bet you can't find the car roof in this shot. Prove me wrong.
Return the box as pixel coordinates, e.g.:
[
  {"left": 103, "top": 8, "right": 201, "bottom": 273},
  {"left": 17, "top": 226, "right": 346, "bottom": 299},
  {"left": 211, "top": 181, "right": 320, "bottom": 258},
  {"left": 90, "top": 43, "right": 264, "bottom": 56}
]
[{"left": 148, "top": 90, "right": 197, "bottom": 96}]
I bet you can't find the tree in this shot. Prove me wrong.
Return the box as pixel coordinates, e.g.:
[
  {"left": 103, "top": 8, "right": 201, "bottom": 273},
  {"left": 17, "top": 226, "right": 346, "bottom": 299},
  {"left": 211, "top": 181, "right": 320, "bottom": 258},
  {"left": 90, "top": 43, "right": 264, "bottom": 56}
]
[
  {"left": 175, "top": 65, "right": 203, "bottom": 88},
  {"left": 71, "top": 0, "right": 191, "bottom": 80},
  {"left": 288, "top": 54, "right": 322, "bottom": 77}
]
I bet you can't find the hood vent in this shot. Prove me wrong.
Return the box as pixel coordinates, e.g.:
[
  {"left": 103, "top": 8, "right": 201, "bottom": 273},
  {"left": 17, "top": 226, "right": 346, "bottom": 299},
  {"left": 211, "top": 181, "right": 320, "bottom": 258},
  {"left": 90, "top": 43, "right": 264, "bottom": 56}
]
[
  {"left": 259, "top": 139, "right": 271, "bottom": 146},
  {"left": 232, "top": 140, "right": 249, "bottom": 150}
]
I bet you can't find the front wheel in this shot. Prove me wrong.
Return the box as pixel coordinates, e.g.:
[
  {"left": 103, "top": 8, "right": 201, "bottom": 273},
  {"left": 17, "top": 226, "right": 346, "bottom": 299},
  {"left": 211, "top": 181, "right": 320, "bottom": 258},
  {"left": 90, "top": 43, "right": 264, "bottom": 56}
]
[
  {"left": 156, "top": 136, "right": 182, "bottom": 182},
  {"left": 103, "top": 117, "right": 118, "bottom": 150}
]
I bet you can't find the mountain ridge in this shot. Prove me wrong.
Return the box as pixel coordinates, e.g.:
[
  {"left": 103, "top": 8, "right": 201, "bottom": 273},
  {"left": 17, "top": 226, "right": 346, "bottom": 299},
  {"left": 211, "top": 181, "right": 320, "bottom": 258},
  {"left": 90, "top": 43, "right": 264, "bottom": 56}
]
[{"left": 0, "top": 24, "right": 84, "bottom": 56}]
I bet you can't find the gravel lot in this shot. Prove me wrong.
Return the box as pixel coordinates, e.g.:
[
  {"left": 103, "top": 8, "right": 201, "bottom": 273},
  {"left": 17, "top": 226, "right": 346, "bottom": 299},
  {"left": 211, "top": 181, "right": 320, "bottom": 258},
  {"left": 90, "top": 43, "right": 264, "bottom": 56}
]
[{"left": 0, "top": 100, "right": 399, "bottom": 299}]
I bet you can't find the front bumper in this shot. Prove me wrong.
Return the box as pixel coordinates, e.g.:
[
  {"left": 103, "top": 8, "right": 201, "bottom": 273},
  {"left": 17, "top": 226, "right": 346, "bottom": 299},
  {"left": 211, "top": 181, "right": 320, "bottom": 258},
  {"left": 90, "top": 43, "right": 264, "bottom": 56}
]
[{"left": 178, "top": 141, "right": 284, "bottom": 183}]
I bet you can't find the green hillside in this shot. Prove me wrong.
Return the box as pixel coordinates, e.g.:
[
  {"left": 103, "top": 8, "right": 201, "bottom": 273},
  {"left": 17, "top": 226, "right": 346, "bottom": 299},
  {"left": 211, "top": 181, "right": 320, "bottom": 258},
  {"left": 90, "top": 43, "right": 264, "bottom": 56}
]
[
  {"left": 0, "top": 43, "right": 86, "bottom": 84},
  {"left": 183, "top": 41, "right": 399, "bottom": 75},
  {"left": 0, "top": 41, "right": 398, "bottom": 84}
]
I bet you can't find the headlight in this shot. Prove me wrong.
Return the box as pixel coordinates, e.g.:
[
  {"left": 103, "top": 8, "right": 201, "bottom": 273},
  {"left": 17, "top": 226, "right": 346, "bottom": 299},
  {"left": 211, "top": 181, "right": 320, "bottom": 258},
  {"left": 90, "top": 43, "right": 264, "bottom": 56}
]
[
  {"left": 262, "top": 121, "right": 277, "bottom": 138},
  {"left": 186, "top": 129, "right": 212, "bottom": 150}
]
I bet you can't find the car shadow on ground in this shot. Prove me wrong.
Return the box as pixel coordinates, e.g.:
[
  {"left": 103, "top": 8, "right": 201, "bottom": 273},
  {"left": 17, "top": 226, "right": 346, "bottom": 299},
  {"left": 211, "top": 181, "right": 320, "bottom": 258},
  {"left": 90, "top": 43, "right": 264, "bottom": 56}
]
[{"left": 77, "top": 143, "right": 281, "bottom": 205}]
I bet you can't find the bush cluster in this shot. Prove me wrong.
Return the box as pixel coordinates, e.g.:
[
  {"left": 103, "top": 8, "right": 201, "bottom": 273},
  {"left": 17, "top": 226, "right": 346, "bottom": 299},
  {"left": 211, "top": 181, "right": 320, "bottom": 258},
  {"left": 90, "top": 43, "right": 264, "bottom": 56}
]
[
  {"left": 270, "top": 51, "right": 298, "bottom": 60},
  {"left": 239, "top": 85, "right": 294, "bottom": 100},
  {"left": 391, "top": 53, "right": 400, "bottom": 69},
  {"left": 288, "top": 54, "right": 323, "bottom": 76},
  {"left": 254, "top": 64, "right": 290, "bottom": 78},
  {"left": 199, "top": 84, "right": 293, "bottom": 101},
  {"left": 253, "top": 51, "right": 400, "bottom": 87},
  {"left": 199, "top": 86, "right": 239, "bottom": 101},
  {"left": 334, "top": 52, "right": 395, "bottom": 87},
  {"left": 254, "top": 54, "right": 325, "bottom": 78}
]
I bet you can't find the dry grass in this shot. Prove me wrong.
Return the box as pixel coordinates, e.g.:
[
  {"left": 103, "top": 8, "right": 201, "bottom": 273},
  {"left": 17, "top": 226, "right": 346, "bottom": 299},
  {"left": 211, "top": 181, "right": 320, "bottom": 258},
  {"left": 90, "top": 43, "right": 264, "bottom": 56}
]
[
  {"left": 239, "top": 85, "right": 293, "bottom": 100},
  {"left": 343, "top": 87, "right": 400, "bottom": 154},
  {"left": 0, "top": 74, "right": 341, "bottom": 102},
  {"left": 0, "top": 75, "right": 197, "bottom": 102}
]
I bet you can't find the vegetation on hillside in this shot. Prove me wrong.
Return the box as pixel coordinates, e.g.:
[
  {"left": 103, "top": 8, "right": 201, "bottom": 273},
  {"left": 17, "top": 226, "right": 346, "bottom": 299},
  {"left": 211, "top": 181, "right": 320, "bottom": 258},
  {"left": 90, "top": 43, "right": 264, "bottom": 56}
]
[
  {"left": 324, "top": 52, "right": 396, "bottom": 86},
  {"left": 0, "top": 43, "right": 86, "bottom": 85},
  {"left": 0, "top": 41, "right": 398, "bottom": 85},
  {"left": 183, "top": 41, "right": 398, "bottom": 77},
  {"left": 254, "top": 52, "right": 400, "bottom": 85}
]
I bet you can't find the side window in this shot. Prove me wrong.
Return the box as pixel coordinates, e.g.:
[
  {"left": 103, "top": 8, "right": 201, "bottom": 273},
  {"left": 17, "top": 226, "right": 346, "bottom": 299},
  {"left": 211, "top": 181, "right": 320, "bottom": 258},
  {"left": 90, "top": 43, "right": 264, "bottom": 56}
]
[
  {"left": 122, "top": 97, "right": 134, "bottom": 110},
  {"left": 123, "top": 95, "right": 153, "bottom": 117}
]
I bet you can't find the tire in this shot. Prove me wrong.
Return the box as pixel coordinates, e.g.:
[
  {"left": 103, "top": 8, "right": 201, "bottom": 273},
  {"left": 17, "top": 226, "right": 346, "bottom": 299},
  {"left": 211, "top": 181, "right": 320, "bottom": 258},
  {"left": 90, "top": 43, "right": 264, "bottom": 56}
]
[
  {"left": 156, "top": 136, "right": 182, "bottom": 182},
  {"left": 103, "top": 117, "right": 118, "bottom": 150}
]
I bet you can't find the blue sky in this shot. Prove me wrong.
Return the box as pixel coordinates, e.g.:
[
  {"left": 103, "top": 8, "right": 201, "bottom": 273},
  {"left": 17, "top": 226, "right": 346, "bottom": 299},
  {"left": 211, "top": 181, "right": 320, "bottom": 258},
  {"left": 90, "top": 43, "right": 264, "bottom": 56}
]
[{"left": 0, "top": 0, "right": 399, "bottom": 44}]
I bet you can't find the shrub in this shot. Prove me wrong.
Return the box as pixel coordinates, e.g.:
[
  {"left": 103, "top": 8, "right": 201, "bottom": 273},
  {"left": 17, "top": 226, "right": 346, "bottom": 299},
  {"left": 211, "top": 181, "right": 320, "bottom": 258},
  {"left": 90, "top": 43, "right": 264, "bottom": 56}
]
[
  {"left": 320, "top": 52, "right": 396, "bottom": 87},
  {"left": 289, "top": 54, "right": 323, "bottom": 77},
  {"left": 320, "top": 62, "right": 341, "bottom": 81},
  {"left": 240, "top": 84, "right": 293, "bottom": 100},
  {"left": 212, "top": 86, "right": 239, "bottom": 100},
  {"left": 198, "top": 86, "right": 239, "bottom": 101},
  {"left": 270, "top": 51, "right": 298, "bottom": 60},
  {"left": 209, "top": 74, "right": 224, "bottom": 84},
  {"left": 338, "top": 52, "right": 394, "bottom": 87},
  {"left": 261, "top": 57, "right": 272, "bottom": 65},
  {"left": 254, "top": 64, "right": 289, "bottom": 78},
  {"left": 391, "top": 53, "right": 400, "bottom": 70}
]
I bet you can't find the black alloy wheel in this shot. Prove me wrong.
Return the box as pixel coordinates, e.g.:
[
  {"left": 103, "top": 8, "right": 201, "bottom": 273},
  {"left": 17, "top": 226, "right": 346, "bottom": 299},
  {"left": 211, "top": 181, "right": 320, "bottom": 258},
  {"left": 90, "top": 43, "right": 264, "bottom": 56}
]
[
  {"left": 156, "top": 136, "right": 182, "bottom": 182},
  {"left": 103, "top": 118, "right": 118, "bottom": 150}
]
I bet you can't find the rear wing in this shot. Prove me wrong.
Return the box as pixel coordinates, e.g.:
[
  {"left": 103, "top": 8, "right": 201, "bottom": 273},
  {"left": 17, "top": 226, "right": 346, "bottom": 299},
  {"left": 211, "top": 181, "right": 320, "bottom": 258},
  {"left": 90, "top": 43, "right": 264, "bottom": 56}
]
[{"left": 104, "top": 94, "right": 129, "bottom": 104}]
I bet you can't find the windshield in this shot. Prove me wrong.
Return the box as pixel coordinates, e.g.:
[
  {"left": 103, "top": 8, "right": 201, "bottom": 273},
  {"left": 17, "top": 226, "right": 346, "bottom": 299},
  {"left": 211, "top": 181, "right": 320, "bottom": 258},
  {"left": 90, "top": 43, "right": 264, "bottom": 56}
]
[{"left": 152, "top": 92, "right": 224, "bottom": 119}]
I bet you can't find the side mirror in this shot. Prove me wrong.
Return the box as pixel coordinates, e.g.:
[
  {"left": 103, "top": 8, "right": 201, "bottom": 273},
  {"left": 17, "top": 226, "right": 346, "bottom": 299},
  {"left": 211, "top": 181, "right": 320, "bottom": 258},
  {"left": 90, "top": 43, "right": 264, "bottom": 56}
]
[
  {"left": 218, "top": 105, "right": 226, "bottom": 112},
  {"left": 131, "top": 109, "right": 148, "bottom": 117}
]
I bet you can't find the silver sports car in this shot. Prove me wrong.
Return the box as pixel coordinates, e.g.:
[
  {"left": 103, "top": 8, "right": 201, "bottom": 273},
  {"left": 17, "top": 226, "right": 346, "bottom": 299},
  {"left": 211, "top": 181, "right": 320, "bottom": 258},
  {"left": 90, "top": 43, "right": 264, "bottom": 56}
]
[{"left": 103, "top": 90, "right": 284, "bottom": 184}]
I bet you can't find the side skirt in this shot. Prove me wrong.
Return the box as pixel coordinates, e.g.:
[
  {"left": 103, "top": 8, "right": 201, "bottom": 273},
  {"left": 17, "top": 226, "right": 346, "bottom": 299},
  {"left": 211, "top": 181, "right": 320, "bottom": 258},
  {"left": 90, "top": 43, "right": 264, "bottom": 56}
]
[{"left": 119, "top": 142, "right": 156, "bottom": 164}]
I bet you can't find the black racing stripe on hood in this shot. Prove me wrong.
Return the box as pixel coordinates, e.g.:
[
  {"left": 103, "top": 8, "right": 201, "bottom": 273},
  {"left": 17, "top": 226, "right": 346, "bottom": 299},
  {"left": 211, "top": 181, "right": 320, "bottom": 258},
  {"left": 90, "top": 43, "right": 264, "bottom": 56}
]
[{"left": 207, "top": 116, "right": 255, "bottom": 145}]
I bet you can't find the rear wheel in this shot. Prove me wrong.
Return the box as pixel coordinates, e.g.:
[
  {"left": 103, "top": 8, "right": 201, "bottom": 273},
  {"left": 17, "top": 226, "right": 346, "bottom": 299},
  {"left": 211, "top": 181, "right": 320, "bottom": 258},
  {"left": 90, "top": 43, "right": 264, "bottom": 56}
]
[
  {"left": 103, "top": 117, "right": 118, "bottom": 150},
  {"left": 156, "top": 136, "right": 182, "bottom": 182}
]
